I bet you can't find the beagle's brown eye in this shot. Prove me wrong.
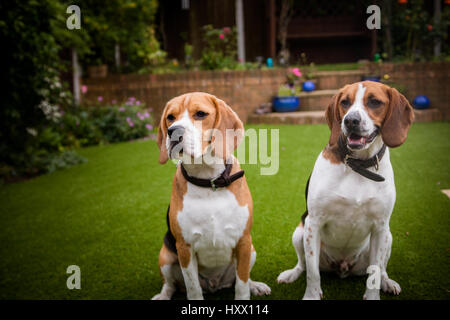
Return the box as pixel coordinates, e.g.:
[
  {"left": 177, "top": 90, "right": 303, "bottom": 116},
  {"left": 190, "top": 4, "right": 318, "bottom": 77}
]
[
  {"left": 167, "top": 114, "right": 175, "bottom": 121},
  {"left": 194, "top": 111, "right": 208, "bottom": 119},
  {"left": 367, "top": 98, "right": 383, "bottom": 109},
  {"left": 340, "top": 99, "right": 351, "bottom": 108}
]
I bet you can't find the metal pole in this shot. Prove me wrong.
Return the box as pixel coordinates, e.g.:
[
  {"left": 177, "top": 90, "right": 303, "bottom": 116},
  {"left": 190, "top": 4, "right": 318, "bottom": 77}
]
[{"left": 235, "top": 0, "right": 246, "bottom": 63}]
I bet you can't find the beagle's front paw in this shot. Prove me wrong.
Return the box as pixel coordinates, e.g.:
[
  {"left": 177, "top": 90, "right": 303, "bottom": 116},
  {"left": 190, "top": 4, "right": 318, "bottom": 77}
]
[
  {"left": 302, "top": 286, "right": 323, "bottom": 300},
  {"left": 250, "top": 280, "right": 271, "bottom": 296},
  {"left": 151, "top": 293, "right": 171, "bottom": 300},
  {"left": 363, "top": 288, "right": 380, "bottom": 300}
]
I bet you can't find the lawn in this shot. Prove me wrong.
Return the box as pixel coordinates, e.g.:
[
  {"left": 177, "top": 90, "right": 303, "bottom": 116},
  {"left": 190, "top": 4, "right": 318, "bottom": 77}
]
[{"left": 0, "top": 122, "right": 449, "bottom": 300}]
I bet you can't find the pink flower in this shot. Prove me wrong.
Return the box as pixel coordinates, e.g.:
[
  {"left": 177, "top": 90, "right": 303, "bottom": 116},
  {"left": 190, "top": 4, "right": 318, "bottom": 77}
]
[
  {"left": 137, "top": 112, "right": 145, "bottom": 121},
  {"left": 145, "top": 124, "right": 153, "bottom": 131},
  {"left": 136, "top": 100, "right": 141, "bottom": 105},
  {"left": 219, "top": 33, "right": 225, "bottom": 40},
  {"left": 112, "top": 99, "right": 117, "bottom": 104},
  {"left": 128, "top": 97, "right": 136, "bottom": 102},
  {"left": 126, "top": 117, "right": 134, "bottom": 127},
  {"left": 97, "top": 96, "right": 103, "bottom": 102},
  {"left": 223, "top": 27, "right": 231, "bottom": 34},
  {"left": 119, "top": 107, "right": 125, "bottom": 112},
  {"left": 291, "top": 68, "right": 302, "bottom": 77},
  {"left": 143, "top": 112, "right": 150, "bottom": 118},
  {"left": 81, "top": 85, "right": 88, "bottom": 94}
]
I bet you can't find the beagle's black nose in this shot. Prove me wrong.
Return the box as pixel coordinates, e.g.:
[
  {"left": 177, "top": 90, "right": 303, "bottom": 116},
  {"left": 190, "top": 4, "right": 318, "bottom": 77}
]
[
  {"left": 167, "top": 125, "right": 184, "bottom": 140},
  {"left": 344, "top": 112, "right": 361, "bottom": 130}
]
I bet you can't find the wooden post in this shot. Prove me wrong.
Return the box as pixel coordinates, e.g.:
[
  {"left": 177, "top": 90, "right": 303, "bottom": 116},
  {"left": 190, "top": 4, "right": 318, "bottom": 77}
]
[
  {"left": 115, "top": 43, "right": 121, "bottom": 71},
  {"left": 235, "top": 0, "right": 246, "bottom": 63},
  {"left": 72, "top": 48, "right": 80, "bottom": 106}
]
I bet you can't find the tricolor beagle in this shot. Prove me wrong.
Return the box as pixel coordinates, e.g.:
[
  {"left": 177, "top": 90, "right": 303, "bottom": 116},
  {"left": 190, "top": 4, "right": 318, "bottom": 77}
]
[
  {"left": 152, "top": 92, "right": 271, "bottom": 300},
  {"left": 277, "top": 81, "right": 414, "bottom": 300}
]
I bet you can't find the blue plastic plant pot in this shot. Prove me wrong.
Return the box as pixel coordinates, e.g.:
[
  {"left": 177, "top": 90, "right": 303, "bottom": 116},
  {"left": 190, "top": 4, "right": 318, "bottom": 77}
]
[
  {"left": 413, "top": 95, "right": 430, "bottom": 109},
  {"left": 302, "top": 81, "right": 315, "bottom": 92},
  {"left": 272, "top": 96, "right": 299, "bottom": 112},
  {"left": 361, "top": 76, "right": 381, "bottom": 82}
]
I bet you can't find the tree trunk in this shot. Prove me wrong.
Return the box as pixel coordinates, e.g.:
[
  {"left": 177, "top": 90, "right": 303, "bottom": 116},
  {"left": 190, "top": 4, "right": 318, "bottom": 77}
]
[
  {"left": 72, "top": 48, "right": 80, "bottom": 106},
  {"left": 278, "top": 0, "right": 293, "bottom": 65},
  {"left": 434, "top": 0, "right": 441, "bottom": 58},
  {"left": 382, "top": 0, "right": 393, "bottom": 61},
  {"left": 115, "top": 43, "right": 121, "bottom": 71}
]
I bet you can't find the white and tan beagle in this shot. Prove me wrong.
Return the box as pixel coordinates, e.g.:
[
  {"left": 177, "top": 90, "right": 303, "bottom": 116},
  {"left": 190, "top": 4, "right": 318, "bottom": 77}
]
[
  {"left": 152, "top": 92, "right": 271, "bottom": 300},
  {"left": 277, "top": 81, "right": 414, "bottom": 300}
]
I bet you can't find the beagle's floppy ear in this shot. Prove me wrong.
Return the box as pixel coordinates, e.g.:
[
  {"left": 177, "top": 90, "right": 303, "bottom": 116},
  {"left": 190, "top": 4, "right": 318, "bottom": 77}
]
[
  {"left": 325, "top": 92, "right": 342, "bottom": 146},
  {"left": 210, "top": 95, "right": 244, "bottom": 161},
  {"left": 381, "top": 87, "right": 414, "bottom": 148},
  {"left": 156, "top": 105, "right": 169, "bottom": 164}
]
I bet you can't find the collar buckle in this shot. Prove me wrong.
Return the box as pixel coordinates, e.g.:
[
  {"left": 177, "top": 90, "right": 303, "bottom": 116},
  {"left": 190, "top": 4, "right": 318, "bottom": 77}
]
[
  {"left": 374, "top": 155, "right": 380, "bottom": 171},
  {"left": 210, "top": 178, "right": 218, "bottom": 191}
]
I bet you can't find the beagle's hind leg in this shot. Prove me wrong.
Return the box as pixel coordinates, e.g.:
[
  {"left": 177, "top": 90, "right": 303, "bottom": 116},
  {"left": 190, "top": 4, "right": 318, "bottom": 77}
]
[
  {"left": 152, "top": 244, "right": 181, "bottom": 300},
  {"left": 277, "top": 223, "right": 306, "bottom": 284}
]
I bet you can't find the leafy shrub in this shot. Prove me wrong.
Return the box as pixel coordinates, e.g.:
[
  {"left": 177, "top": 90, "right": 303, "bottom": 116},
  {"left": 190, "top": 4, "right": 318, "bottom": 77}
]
[
  {"left": 1, "top": 98, "right": 154, "bottom": 183},
  {"left": 43, "top": 150, "right": 87, "bottom": 174},
  {"left": 200, "top": 25, "right": 238, "bottom": 70},
  {"left": 77, "top": 98, "right": 154, "bottom": 145}
]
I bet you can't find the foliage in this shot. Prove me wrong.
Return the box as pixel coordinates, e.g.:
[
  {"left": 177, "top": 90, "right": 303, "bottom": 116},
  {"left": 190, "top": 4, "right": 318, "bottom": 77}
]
[
  {"left": 382, "top": 0, "right": 450, "bottom": 61},
  {"left": 297, "top": 52, "right": 317, "bottom": 80},
  {"left": 183, "top": 43, "right": 194, "bottom": 69},
  {"left": 72, "top": 98, "right": 154, "bottom": 145},
  {"left": 0, "top": 0, "right": 77, "bottom": 179},
  {"left": 278, "top": 68, "right": 302, "bottom": 96},
  {"left": 78, "top": 0, "right": 160, "bottom": 72},
  {"left": 44, "top": 150, "right": 88, "bottom": 174},
  {"left": 200, "top": 25, "right": 238, "bottom": 70},
  {"left": 0, "top": 1, "right": 160, "bottom": 182},
  {"left": 1, "top": 97, "right": 154, "bottom": 182}
]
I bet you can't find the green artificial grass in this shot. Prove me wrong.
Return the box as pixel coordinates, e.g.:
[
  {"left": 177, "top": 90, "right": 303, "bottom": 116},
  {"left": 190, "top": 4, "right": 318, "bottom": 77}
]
[{"left": 0, "top": 122, "right": 449, "bottom": 300}]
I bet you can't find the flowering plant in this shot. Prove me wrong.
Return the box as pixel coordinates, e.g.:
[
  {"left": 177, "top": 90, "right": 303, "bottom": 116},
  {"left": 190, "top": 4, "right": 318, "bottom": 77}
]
[
  {"left": 278, "top": 68, "right": 302, "bottom": 96},
  {"left": 200, "top": 25, "right": 238, "bottom": 70}
]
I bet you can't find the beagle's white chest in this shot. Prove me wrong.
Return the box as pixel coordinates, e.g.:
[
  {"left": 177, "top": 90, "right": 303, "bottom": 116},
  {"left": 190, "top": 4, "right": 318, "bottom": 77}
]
[
  {"left": 177, "top": 183, "right": 249, "bottom": 268},
  {"left": 308, "top": 151, "right": 396, "bottom": 252}
]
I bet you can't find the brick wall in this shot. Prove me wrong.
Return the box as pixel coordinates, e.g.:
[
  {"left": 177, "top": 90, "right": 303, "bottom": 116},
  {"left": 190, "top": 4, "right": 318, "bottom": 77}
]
[
  {"left": 82, "top": 69, "right": 286, "bottom": 124},
  {"left": 378, "top": 62, "right": 450, "bottom": 120},
  {"left": 82, "top": 62, "right": 450, "bottom": 124}
]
